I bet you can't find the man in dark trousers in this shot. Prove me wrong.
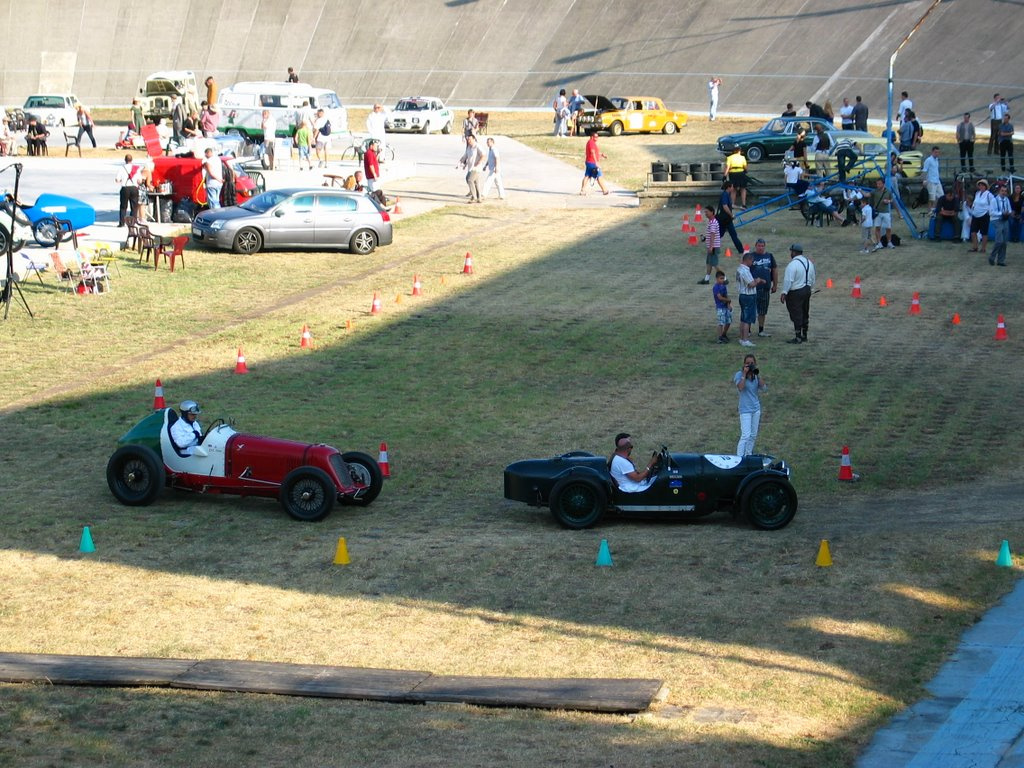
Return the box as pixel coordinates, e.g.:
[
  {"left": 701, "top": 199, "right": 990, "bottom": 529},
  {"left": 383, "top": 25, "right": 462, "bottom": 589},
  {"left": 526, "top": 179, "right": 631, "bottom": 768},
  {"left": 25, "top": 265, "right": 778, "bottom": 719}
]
[{"left": 779, "top": 244, "right": 816, "bottom": 344}]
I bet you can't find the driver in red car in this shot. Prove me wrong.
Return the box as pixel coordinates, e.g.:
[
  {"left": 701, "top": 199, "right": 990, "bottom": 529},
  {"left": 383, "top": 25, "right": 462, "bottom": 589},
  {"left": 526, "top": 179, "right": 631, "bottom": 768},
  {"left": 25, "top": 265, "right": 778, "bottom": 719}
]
[
  {"left": 170, "top": 400, "right": 203, "bottom": 456},
  {"left": 608, "top": 433, "right": 655, "bottom": 492}
]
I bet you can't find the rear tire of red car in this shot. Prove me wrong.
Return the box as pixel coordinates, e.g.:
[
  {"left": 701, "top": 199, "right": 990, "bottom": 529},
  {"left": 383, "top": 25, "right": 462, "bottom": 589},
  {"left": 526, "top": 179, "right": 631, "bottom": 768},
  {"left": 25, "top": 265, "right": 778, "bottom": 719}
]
[
  {"left": 340, "top": 451, "right": 384, "bottom": 506},
  {"left": 740, "top": 477, "right": 797, "bottom": 530},
  {"left": 280, "top": 466, "right": 336, "bottom": 522},
  {"left": 106, "top": 445, "right": 165, "bottom": 506},
  {"left": 550, "top": 476, "right": 607, "bottom": 529}
]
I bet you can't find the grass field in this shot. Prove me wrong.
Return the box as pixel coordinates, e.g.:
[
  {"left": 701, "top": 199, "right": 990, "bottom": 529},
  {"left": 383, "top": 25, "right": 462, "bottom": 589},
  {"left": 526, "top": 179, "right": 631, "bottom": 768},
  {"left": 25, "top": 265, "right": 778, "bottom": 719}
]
[{"left": 1, "top": 113, "right": 1022, "bottom": 768}]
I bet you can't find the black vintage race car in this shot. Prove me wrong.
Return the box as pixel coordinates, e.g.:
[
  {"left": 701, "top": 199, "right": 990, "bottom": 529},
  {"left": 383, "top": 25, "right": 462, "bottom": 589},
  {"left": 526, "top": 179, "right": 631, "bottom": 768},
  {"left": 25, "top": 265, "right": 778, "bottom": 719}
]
[{"left": 503, "top": 447, "right": 796, "bottom": 530}]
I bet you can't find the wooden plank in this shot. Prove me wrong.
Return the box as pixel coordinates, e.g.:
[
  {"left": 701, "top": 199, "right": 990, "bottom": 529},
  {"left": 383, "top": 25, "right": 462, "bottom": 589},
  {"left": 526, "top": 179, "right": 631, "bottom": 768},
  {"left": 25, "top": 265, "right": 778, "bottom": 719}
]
[
  {"left": 0, "top": 652, "right": 194, "bottom": 687},
  {"left": 172, "top": 659, "right": 431, "bottom": 702},
  {"left": 406, "top": 675, "right": 666, "bottom": 713}
]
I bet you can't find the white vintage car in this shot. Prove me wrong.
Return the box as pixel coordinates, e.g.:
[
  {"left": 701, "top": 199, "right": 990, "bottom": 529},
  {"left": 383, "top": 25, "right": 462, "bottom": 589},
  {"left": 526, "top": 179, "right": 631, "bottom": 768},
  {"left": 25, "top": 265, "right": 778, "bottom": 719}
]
[{"left": 385, "top": 97, "right": 453, "bottom": 134}]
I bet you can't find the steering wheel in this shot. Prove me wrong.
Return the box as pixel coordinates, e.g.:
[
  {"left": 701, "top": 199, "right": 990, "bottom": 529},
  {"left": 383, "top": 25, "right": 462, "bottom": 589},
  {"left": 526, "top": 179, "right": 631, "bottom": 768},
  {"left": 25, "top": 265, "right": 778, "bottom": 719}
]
[
  {"left": 650, "top": 446, "right": 673, "bottom": 476},
  {"left": 199, "top": 418, "right": 225, "bottom": 444}
]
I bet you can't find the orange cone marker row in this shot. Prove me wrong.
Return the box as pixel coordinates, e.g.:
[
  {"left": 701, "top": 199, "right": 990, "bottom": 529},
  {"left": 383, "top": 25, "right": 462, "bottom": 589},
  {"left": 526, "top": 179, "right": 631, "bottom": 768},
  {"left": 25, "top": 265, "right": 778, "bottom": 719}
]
[
  {"left": 463, "top": 252, "right": 474, "bottom": 275},
  {"left": 995, "top": 314, "right": 1008, "bottom": 340},
  {"left": 234, "top": 348, "right": 249, "bottom": 374},
  {"left": 378, "top": 442, "right": 391, "bottom": 478},
  {"left": 370, "top": 291, "right": 382, "bottom": 315},
  {"left": 838, "top": 445, "right": 857, "bottom": 482},
  {"left": 412, "top": 274, "right": 423, "bottom": 296},
  {"left": 909, "top": 292, "right": 921, "bottom": 315},
  {"left": 851, "top": 276, "right": 862, "bottom": 298},
  {"left": 300, "top": 324, "right": 313, "bottom": 349}
]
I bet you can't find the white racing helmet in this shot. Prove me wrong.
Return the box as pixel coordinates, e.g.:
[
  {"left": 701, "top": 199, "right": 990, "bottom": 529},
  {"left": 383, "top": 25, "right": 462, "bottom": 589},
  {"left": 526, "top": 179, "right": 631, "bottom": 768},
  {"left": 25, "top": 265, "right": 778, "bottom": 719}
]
[{"left": 180, "top": 400, "right": 202, "bottom": 416}]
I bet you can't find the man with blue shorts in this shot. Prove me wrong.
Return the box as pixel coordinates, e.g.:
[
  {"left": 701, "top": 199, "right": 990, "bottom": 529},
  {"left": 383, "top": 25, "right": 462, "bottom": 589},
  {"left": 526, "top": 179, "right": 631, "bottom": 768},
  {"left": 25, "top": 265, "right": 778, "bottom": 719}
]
[
  {"left": 580, "top": 131, "right": 610, "bottom": 195},
  {"left": 749, "top": 238, "right": 778, "bottom": 337},
  {"left": 735, "top": 251, "right": 765, "bottom": 347}
]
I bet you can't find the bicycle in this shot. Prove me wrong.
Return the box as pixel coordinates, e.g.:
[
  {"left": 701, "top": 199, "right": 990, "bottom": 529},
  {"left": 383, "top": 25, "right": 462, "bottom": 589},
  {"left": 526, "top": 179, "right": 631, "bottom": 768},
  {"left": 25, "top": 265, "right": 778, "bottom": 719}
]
[{"left": 339, "top": 135, "right": 396, "bottom": 164}]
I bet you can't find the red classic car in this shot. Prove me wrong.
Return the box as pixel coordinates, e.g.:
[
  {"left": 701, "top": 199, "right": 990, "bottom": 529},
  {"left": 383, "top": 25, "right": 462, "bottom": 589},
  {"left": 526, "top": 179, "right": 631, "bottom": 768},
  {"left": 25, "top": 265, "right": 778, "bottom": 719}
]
[{"left": 106, "top": 408, "right": 383, "bottom": 521}]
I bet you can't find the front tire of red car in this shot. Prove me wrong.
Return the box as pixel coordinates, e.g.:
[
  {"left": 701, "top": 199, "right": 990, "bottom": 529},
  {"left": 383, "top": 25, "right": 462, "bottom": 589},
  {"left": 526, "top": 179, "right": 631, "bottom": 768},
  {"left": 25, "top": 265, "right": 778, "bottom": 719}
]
[
  {"left": 340, "top": 451, "right": 384, "bottom": 506},
  {"left": 280, "top": 466, "right": 336, "bottom": 522},
  {"left": 107, "top": 445, "right": 165, "bottom": 506},
  {"left": 550, "top": 476, "right": 607, "bottom": 529}
]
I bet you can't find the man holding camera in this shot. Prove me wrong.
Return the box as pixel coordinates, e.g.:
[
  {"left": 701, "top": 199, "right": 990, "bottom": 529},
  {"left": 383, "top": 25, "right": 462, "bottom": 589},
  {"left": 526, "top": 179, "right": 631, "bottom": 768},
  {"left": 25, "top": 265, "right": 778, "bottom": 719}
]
[{"left": 780, "top": 244, "right": 815, "bottom": 344}]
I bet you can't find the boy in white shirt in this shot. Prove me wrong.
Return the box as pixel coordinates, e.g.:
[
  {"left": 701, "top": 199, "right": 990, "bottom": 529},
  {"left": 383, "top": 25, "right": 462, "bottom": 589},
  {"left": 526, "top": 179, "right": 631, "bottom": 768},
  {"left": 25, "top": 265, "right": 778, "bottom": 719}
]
[{"left": 859, "top": 198, "right": 875, "bottom": 253}]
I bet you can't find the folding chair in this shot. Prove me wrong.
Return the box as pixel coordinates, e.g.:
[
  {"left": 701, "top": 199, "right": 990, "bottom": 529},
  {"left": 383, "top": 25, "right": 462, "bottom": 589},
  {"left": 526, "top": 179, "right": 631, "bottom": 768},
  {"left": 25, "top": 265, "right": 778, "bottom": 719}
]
[
  {"left": 50, "top": 252, "right": 81, "bottom": 293},
  {"left": 74, "top": 251, "right": 110, "bottom": 293},
  {"left": 87, "top": 240, "right": 121, "bottom": 276},
  {"left": 156, "top": 235, "right": 188, "bottom": 272},
  {"left": 63, "top": 130, "right": 81, "bottom": 157}
]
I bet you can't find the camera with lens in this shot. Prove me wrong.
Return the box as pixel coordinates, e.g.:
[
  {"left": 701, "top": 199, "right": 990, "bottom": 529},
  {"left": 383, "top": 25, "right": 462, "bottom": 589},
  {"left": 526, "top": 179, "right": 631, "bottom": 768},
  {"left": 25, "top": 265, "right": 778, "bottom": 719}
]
[{"left": 747, "top": 364, "right": 759, "bottom": 376}]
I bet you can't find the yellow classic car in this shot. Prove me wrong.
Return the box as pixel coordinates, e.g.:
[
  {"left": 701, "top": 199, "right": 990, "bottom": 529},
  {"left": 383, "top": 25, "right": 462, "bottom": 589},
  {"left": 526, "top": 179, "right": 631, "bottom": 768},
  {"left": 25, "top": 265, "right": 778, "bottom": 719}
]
[{"left": 577, "top": 96, "right": 687, "bottom": 136}]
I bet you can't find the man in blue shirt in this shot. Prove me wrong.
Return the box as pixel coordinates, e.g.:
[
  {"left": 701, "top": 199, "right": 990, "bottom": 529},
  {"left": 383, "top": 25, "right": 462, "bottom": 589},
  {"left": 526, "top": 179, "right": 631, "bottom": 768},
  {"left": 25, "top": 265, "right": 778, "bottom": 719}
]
[
  {"left": 749, "top": 239, "right": 778, "bottom": 337},
  {"left": 718, "top": 181, "right": 745, "bottom": 254}
]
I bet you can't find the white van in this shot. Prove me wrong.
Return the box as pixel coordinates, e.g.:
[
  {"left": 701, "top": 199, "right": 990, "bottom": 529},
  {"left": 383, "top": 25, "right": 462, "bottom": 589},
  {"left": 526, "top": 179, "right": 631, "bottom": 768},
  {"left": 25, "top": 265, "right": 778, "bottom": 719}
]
[
  {"left": 139, "top": 71, "right": 200, "bottom": 124},
  {"left": 217, "top": 82, "right": 348, "bottom": 142}
]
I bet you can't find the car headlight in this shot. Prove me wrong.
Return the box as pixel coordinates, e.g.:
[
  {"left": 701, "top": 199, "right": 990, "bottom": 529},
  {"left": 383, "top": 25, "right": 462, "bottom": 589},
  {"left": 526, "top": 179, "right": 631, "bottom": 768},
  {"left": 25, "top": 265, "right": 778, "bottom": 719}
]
[{"left": 208, "top": 220, "right": 225, "bottom": 231}]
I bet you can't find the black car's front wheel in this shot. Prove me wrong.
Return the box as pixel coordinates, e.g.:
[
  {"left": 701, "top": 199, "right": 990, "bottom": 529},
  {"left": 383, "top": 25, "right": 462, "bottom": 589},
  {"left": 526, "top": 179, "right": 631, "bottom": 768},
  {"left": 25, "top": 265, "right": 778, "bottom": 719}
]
[
  {"left": 280, "top": 466, "right": 336, "bottom": 522},
  {"left": 106, "top": 445, "right": 165, "bottom": 506},
  {"left": 740, "top": 477, "right": 797, "bottom": 530},
  {"left": 340, "top": 451, "right": 384, "bottom": 506},
  {"left": 745, "top": 144, "right": 766, "bottom": 163},
  {"left": 550, "top": 476, "right": 607, "bottom": 529}
]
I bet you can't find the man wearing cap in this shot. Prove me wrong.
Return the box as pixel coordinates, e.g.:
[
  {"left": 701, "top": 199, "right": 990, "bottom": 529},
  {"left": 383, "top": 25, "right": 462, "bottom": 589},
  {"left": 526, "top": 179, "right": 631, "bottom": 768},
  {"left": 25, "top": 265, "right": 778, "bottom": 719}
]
[
  {"left": 969, "top": 179, "right": 995, "bottom": 254},
  {"left": 750, "top": 239, "right": 778, "bottom": 337},
  {"left": 779, "top": 244, "right": 815, "bottom": 344},
  {"left": 990, "top": 183, "right": 1012, "bottom": 266},
  {"left": 608, "top": 433, "right": 655, "bottom": 493}
]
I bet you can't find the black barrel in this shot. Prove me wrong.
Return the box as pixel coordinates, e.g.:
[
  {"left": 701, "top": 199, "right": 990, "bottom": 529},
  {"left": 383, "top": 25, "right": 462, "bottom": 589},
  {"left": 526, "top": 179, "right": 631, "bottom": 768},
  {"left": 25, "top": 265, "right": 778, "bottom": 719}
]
[
  {"left": 651, "top": 161, "right": 669, "bottom": 181},
  {"left": 670, "top": 170, "right": 688, "bottom": 182},
  {"left": 708, "top": 161, "right": 725, "bottom": 173}
]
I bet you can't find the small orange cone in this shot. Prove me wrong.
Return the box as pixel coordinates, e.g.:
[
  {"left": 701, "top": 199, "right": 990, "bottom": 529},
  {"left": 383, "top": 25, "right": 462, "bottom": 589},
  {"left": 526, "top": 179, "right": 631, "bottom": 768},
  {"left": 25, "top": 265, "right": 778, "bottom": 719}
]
[
  {"left": 851, "top": 276, "right": 862, "bottom": 298},
  {"left": 462, "top": 251, "right": 474, "bottom": 275},
  {"left": 393, "top": 197, "right": 403, "bottom": 215},
  {"left": 826, "top": 278, "right": 833, "bottom": 289},
  {"left": 838, "top": 445, "right": 858, "bottom": 482},
  {"left": 412, "top": 274, "right": 423, "bottom": 296},
  {"left": 441, "top": 275, "right": 447, "bottom": 285},
  {"left": 377, "top": 442, "right": 391, "bottom": 478},
  {"left": 681, "top": 214, "right": 689, "bottom": 231},
  {"left": 346, "top": 319, "right": 354, "bottom": 331},
  {"left": 909, "top": 292, "right": 921, "bottom": 315},
  {"left": 300, "top": 324, "right": 313, "bottom": 349},
  {"left": 152, "top": 379, "right": 166, "bottom": 410},
  {"left": 995, "top": 314, "right": 1008, "bottom": 340},
  {"left": 952, "top": 313, "right": 961, "bottom": 325},
  {"left": 694, "top": 205, "right": 703, "bottom": 222},
  {"left": 234, "top": 347, "right": 249, "bottom": 374},
  {"left": 725, "top": 247, "right": 733, "bottom": 258},
  {"left": 879, "top": 296, "right": 887, "bottom": 307},
  {"left": 688, "top": 234, "right": 698, "bottom": 246},
  {"left": 395, "top": 293, "right": 402, "bottom": 304},
  {"left": 815, "top": 540, "right": 833, "bottom": 567},
  {"left": 370, "top": 291, "right": 382, "bottom": 315}
]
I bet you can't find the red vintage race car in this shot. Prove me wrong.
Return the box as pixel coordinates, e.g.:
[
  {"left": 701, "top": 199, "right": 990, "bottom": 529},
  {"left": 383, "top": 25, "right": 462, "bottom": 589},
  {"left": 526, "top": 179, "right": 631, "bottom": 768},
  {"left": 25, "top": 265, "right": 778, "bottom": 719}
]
[{"left": 106, "top": 408, "right": 383, "bottom": 521}]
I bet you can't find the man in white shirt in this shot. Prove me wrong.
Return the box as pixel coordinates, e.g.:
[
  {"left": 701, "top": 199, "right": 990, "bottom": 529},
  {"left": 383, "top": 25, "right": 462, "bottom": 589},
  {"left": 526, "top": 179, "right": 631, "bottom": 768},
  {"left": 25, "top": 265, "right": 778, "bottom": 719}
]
[
  {"left": 897, "top": 91, "right": 913, "bottom": 126},
  {"left": 969, "top": 178, "right": 995, "bottom": 253},
  {"left": 988, "top": 94, "right": 1009, "bottom": 155},
  {"left": 921, "top": 146, "right": 943, "bottom": 204},
  {"left": 736, "top": 251, "right": 765, "bottom": 347},
  {"left": 990, "top": 183, "right": 1012, "bottom": 267},
  {"left": 261, "top": 110, "right": 277, "bottom": 170},
  {"left": 313, "top": 108, "right": 331, "bottom": 168},
  {"left": 115, "top": 154, "right": 141, "bottom": 227},
  {"left": 170, "top": 400, "right": 203, "bottom": 456},
  {"left": 481, "top": 137, "right": 506, "bottom": 200},
  {"left": 708, "top": 77, "right": 722, "bottom": 121},
  {"left": 779, "top": 244, "right": 816, "bottom": 345},
  {"left": 366, "top": 103, "right": 388, "bottom": 160},
  {"left": 608, "top": 433, "right": 655, "bottom": 493},
  {"left": 839, "top": 97, "right": 855, "bottom": 130},
  {"left": 203, "top": 148, "right": 224, "bottom": 209}
]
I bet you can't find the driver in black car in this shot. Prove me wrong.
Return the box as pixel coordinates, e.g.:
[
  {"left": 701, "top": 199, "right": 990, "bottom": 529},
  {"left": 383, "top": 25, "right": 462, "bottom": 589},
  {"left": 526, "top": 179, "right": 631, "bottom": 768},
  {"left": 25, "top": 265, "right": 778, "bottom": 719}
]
[
  {"left": 607, "top": 433, "right": 656, "bottom": 492},
  {"left": 170, "top": 400, "right": 203, "bottom": 456}
]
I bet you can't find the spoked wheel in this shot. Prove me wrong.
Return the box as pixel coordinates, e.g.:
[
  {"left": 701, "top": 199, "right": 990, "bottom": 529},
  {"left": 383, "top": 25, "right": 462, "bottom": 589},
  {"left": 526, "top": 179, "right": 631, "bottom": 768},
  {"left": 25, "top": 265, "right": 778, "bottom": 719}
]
[
  {"left": 279, "top": 466, "right": 336, "bottom": 522},
  {"left": 662, "top": 122, "right": 677, "bottom": 135},
  {"left": 350, "top": 228, "right": 378, "bottom": 255},
  {"left": 741, "top": 477, "right": 798, "bottom": 530},
  {"left": 549, "top": 476, "right": 607, "bottom": 529},
  {"left": 340, "top": 451, "right": 384, "bottom": 506},
  {"left": 106, "top": 445, "right": 165, "bottom": 506},
  {"left": 33, "top": 219, "right": 68, "bottom": 248}
]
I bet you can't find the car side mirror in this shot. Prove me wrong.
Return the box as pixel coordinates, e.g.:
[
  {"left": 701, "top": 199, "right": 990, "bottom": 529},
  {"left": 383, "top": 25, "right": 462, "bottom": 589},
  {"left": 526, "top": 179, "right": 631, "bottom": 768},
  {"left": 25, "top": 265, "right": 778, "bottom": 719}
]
[{"left": 274, "top": 209, "right": 285, "bottom": 217}]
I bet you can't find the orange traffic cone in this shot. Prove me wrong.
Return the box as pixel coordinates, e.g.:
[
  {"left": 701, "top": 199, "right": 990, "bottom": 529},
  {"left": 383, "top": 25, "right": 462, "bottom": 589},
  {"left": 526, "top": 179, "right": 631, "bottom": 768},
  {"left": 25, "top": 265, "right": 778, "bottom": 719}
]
[
  {"left": 370, "top": 291, "right": 382, "bottom": 315},
  {"left": 688, "top": 234, "right": 698, "bottom": 246},
  {"left": 909, "top": 292, "right": 921, "bottom": 315},
  {"left": 851, "top": 276, "right": 862, "bottom": 298},
  {"left": 462, "top": 252, "right": 474, "bottom": 275},
  {"left": 152, "top": 379, "right": 166, "bottom": 410},
  {"left": 952, "top": 313, "right": 961, "bottom": 325},
  {"left": 838, "top": 445, "right": 858, "bottom": 482},
  {"left": 725, "top": 247, "right": 733, "bottom": 258},
  {"left": 300, "top": 324, "right": 313, "bottom": 349},
  {"left": 393, "top": 197, "right": 403, "bottom": 215},
  {"left": 879, "top": 296, "right": 887, "bottom": 307},
  {"left": 346, "top": 319, "right": 354, "bottom": 331},
  {"left": 234, "top": 347, "right": 249, "bottom": 374},
  {"left": 826, "top": 278, "right": 833, "bottom": 289},
  {"left": 395, "top": 293, "right": 402, "bottom": 304},
  {"left": 377, "top": 442, "right": 391, "bottom": 478},
  {"left": 681, "top": 214, "right": 690, "bottom": 232},
  {"left": 412, "top": 274, "right": 423, "bottom": 296},
  {"left": 995, "top": 314, "right": 1008, "bottom": 340},
  {"left": 694, "top": 205, "right": 703, "bottom": 222}
]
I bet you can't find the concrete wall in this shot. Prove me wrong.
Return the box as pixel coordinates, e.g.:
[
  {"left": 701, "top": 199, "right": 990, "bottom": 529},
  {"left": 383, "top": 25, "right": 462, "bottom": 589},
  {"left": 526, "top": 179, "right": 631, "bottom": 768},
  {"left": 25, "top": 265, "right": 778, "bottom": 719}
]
[{"left": 1, "top": 0, "right": 1021, "bottom": 124}]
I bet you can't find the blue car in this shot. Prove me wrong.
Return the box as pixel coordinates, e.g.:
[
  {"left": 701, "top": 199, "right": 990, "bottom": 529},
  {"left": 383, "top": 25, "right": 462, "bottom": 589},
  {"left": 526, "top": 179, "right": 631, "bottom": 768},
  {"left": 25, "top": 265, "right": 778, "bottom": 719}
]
[{"left": 717, "top": 117, "right": 837, "bottom": 163}]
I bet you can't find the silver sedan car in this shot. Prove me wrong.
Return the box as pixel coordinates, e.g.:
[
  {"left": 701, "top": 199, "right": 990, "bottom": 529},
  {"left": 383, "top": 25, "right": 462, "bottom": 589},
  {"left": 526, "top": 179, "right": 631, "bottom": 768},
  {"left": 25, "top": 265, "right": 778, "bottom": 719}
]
[{"left": 191, "top": 188, "right": 393, "bottom": 255}]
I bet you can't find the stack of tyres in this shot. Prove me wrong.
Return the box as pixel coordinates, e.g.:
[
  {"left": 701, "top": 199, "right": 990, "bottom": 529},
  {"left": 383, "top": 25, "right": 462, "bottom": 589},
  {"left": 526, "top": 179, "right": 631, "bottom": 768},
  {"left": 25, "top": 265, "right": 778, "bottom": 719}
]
[
  {"left": 651, "top": 162, "right": 669, "bottom": 182},
  {"left": 690, "top": 162, "right": 709, "bottom": 181},
  {"left": 670, "top": 163, "right": 688, "bottom": 182}
]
